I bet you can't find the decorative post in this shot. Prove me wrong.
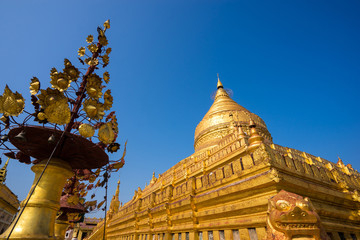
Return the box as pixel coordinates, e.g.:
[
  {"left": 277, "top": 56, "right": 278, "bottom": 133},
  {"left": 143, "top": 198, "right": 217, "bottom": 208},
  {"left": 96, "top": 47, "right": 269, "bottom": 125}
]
[
  {"left": 0, "top": 20, "right": 126, "bottom": 240},
  {"left": 2, "top": 159, "right": 72, "bottom": 239}
]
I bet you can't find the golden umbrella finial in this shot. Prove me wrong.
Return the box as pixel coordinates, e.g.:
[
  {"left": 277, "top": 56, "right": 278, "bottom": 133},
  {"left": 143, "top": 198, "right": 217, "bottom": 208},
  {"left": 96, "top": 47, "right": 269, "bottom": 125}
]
[
  {"left": 0, "top": 157, "right": 10, "bottom": 184},
  {"left": 217, "top": 73, "right": 223, "bottom": 89},
  {"left": 115, "top": 180, "right": 120, "bottom": 199},
  {"left": 337, "top": 156, "right": 345, "bottom": 167}
]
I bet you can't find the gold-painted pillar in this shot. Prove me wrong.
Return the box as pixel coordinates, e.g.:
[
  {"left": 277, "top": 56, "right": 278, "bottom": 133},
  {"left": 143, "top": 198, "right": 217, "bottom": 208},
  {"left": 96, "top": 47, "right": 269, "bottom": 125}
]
[
  {"left": 224, "top": 230, "right": 233, "bottom": 240},
  {"left": 164, "top": 232, "right": 172, "bottom": 240},
  {"left": 189, "top": 231, "right": 198, "bottom": 240},
  {"left": 203, "top": 231, "right": 208, "bottom": 240},
  {"left": 238, "top": 229, "right": 250, "bottom": 240},
  {"left": 54, "top": 220, "right": 69, "bottom": 240},
  {"left": 255, "top": 227, "right": 266, "bottom": 240},
  {"left": 213, "top": 231, "right": 219, "bottom": 240},
  {"left": 1, "top": 158, "right": 72, "bottom": 240}
]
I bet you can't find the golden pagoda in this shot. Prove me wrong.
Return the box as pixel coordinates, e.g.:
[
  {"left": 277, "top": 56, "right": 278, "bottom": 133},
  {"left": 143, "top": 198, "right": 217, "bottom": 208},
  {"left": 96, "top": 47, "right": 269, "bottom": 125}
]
[
  {"left": 88, "top": 79, "right": 360, "bottom": 240},
  {"left": 0, "top": 159, "right": 20, "bottom": 234}
]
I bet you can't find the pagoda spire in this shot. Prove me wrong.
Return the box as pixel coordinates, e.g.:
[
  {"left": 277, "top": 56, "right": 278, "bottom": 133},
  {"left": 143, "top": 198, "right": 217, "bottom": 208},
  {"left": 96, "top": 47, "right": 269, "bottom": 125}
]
[
  {"left": 115, "top": 180, "right": 120, "bottom": 200},
  {"left": 0, "top": 158, "right": 9, "bottom": 184},
  {"left": 217, "top": 73, "right": 223, "bottom": 89}
]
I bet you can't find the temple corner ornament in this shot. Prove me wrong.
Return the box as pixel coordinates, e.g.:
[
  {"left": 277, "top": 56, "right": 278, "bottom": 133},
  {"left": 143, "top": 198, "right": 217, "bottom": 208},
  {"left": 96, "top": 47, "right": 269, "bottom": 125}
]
[{"left": 266, "top": 190, "right": 330, "bottom": 240}]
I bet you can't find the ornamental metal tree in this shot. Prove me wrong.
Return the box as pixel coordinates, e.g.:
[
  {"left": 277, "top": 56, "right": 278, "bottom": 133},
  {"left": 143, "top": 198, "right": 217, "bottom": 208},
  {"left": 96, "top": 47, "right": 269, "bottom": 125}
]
[{"left": 0, "top": 20, "right": 125, "bottom": 240}]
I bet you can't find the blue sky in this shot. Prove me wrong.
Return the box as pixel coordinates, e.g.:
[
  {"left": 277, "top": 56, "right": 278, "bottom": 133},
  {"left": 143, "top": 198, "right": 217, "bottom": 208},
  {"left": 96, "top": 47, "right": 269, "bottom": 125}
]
[{"left": 1, "top": 0, "right": 360, "bottom": 217}]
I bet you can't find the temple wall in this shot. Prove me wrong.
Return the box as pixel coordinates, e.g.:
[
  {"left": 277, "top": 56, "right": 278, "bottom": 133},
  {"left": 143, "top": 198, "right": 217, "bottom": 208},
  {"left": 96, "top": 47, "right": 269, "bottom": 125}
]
[{"left": 87, "top": 133, "right": 360, "bottom": 240}]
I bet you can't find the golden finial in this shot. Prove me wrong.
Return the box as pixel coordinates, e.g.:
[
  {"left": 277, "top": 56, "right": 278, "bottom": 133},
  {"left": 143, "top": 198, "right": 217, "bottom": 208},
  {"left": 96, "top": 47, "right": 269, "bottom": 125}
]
[
  {"left": 217, "top": 73, "right": 223, "bottom": 89},
  {"left": 248, "top": 120, "right": 264, "bottom": 151},
  {"left": 238, "top": 125, "right": 247, "bottom": 138},
  {"left": 337, "top": 156, "right": 345, "bottom": 168},
  {"left": 114, "top": 179, "right": 120, "bottom": 198},
  {"left": 150, "top": 171, "right": 156, "bottom": 184},
  {"left": 0, "top": 158, "right": 10, "bottom": 184}
]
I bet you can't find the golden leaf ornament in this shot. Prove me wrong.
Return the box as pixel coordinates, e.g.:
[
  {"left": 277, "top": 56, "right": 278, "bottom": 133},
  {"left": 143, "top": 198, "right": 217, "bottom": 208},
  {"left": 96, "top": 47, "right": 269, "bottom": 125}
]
[
  {"left": 104, "top": 20, "right": 110, "bottom": 29},
  {"left": 97, "top": 200, "right": 106, "bottom": 209},
  {"left": 85, "top": 58, "right": 99, "bottom": 66},
  {"left": 103, "top": 72, "right": 110, "bottom": 84},
  {"left": 106, "top": 48, "right": 112, "bottom": 55},
  {"left": 104, "top": 89, "right": 113, "bottom": 110},
  {"left": 88, "top": 44, "right": 98, "bottom": 53},
  {"left": 37, "top": 88, "right": 67, "bottom": 109},
  {"left": 98, "top": 122, "right": 115, "bottom": 144},
  {"left": 86, "top": 35, "right": 94, "bottom": 43},
  {"left": 86, "top": 74, "right": 102, "bottom": 99},
  {"left": 102, "top": 55, "right": 109, "bottom": 65},
  {"left": 29, "top": 77, "right": 40, "bottom": 95},
  {"left": 44, "top": 100, "right": 71, "bottom": 125},
  {"left": 79, "top": 124, "right": 95, "bottom": 138},
  {"left": 0, "top": 85, "right": 25, "bottom": 116},
  {"left": 99, "top": 35, "right": 108, "bottom": 46},
  {"left": 111, "top": 115, "right": 119, "bottom": 133},
  {"left": 63, "top": 59, "right": 80, "bottom": 80},
  {"left": 82, "top": 99, "right": 105, "bottom": 120},
  {"left": 50, "top": 71, "right": 71, "bottom": 91},
  {"left": 78, "top": 47, "right": 86, "bottom": 57}
]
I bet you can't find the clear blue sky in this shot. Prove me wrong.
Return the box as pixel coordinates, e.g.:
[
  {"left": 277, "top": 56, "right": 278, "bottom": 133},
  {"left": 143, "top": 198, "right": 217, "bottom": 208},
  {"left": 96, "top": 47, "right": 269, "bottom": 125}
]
[{"left": 1, "top": 0, "right": 359, "bottom": 217}]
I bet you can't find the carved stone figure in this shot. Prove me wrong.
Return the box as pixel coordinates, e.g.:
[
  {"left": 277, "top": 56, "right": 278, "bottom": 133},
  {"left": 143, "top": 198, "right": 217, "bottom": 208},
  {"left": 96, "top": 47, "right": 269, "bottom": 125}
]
[{"left": 266, "top": 190, "right": 329, "bottom": 240}]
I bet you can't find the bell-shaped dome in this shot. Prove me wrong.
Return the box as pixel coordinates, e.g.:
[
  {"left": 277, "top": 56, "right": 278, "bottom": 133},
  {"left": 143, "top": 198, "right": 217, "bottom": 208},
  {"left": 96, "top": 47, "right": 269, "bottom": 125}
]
[{"left": 194, "top": 79, "right": 272, "bottom": 152}]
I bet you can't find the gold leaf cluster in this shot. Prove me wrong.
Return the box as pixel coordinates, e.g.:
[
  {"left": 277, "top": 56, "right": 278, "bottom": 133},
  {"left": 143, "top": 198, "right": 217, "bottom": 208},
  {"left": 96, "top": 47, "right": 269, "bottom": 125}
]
[
  {"left": 37, "top": 88, "right": 70, "bottom": 125},
  {"left": 86, "top": 74, "right": 103, "bottom": 100},
  {"left": 0, "top": 85, "right": 25, "bottom": 117},
  {"left": 85, "top": 58, "right": 99, "bottom": 66},
  {"left": 82, "top": 99, "right": 105, "bottom": 120},
  {"left": 64, "top": 59, "right": 80, "bottom": 80},
  {"left": 87, "top": 44, "right": 98, "bottom": 53},
  {"left": 37, "top": 88, "right": 67, "bottom": 108},
  {"left": 44, "top": 101, "right": 71, "bottom": 125},
  {"left": 49, "top": 60, "right": 80, "bottom": 92}
]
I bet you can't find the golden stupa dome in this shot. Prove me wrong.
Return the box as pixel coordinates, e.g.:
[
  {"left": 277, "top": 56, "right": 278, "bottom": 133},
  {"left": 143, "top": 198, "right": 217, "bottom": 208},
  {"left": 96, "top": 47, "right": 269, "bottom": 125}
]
[{"left": 194, "top": 78, "right": 272, "bottom": 152}]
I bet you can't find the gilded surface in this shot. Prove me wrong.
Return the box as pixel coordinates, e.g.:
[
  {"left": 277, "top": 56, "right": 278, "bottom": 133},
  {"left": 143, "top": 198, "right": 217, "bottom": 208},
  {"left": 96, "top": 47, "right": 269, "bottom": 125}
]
[
  {"left": 194, "top": 80, "right": 272, "bottom": 152},
  {"left": 78, "top": 123, "right": 95, "bottom": 138},
  {"left": 0, "top": 158, "right": 73, "bottom": 240},
  {"left": 87, "top": 81, "right": 360, "bottom": 240},
  {"left": 0, "top": 85, "right": 25, "bottom": 117},
  {"left": 267, "top": 190, "right": 329, "bottom": 240}
]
